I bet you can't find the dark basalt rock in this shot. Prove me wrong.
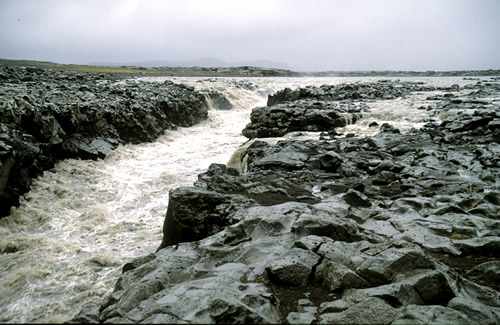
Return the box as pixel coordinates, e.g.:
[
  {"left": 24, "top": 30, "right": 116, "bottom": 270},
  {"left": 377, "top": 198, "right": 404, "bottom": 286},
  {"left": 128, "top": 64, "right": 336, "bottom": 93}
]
[
  {"left": 242, "top": 100, "right": 365, "bottom": 139},
  {"left": 243, "top": 80, "right": 436, "bottom": 139},
  {"left": 158, "top": 186, "right": 254, "bottom": 248},
  {"left": 267, "top": 80, "right": 433, "bottom": 106},
  {"left": 0, "top": 66, "right": 212, "bottom": 218},
  {"left": 318, "top": 150, "right": 343, "bottom": 172},
  {"left": 380, "top": 122, "right": 401, "bottom": 134},
  {"left": 72, "top": 77, "right": 500, "bottom": 324},
  {"left": 266, "top": 247, "right": 321, "bottom": 286},
  {"left": 202, "top": 90, "right": 233, "bottom": 110}
]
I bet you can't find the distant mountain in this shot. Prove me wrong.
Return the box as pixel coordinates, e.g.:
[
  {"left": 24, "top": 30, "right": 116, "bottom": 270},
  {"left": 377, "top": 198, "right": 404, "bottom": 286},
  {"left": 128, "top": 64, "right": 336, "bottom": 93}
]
[{"left": 89, "top": 57, "right": 294, "bottom": 70}]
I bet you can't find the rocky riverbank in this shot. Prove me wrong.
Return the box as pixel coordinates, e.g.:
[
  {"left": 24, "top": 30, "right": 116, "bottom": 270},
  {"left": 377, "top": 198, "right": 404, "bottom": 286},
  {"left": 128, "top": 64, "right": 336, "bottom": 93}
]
[
  {"left": 0, "top": 66, "right": 212, "bottom": 218},
  {"left": 71, "top": 78, "right": 499, "bottom": 324},
  {"left": 242, "top": 80, "right": 438, "bottom": 138}
]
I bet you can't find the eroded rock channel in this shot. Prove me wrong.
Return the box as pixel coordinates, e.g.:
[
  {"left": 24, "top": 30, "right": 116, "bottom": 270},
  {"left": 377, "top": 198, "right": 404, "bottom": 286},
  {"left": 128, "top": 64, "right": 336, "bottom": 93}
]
[
  {"left": 71, "top": 76, "right": 499, "bottom": 324},
  {"left": 0, "top": 66, "right": 209, "bottom": 218}
]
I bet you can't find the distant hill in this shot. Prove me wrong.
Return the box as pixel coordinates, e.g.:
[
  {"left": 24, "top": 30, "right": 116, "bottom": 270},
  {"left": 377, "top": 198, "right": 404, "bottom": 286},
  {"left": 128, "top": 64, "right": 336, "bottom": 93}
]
[
  {"left": 0, "top": 58, "right": 300, "bottom": 77},
  {"left": 89, "top": 57, "right": 294, "bottom": 70},
  {"left": 1, "top": 58, "right": 498, "bottom": 77}
]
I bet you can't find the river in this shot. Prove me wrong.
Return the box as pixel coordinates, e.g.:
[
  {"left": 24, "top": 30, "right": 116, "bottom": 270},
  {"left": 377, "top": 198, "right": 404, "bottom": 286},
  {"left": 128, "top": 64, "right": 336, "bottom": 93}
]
[{"left": 0, "top": 76, "right": 488, "bottom": 323}]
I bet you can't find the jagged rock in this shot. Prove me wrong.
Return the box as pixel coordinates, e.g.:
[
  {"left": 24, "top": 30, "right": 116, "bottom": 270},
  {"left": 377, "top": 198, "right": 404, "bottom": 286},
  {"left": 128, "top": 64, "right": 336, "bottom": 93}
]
[
  {"left": 318, "top": 300, "right": 349, "bottom": 313},
  {"left": 465, "top": 261, "right": 500, "bottom": 284},
  {"left": 292, "top": 206, "right": 362, "bottom": 242},
  {"left": 0, "top": 66, "right": 210, "bottom": 218},
  {"left": 252, "top": 151, "right": 309, "bottom": 170},
  {"left": 203, "top": 90, "right": 233, "bottom": 110},
  {"left": 453, "top": 237, "right": 500, "bottom": 254},
  {"left": 319, "top": 297, "right": 400, "bottom": 324},
  {"left": 294, "top": 234, "right": 330, "bottom": 251},
  {"left": 266, "top": 247, "right": 321, "bottom": 286},
  {"left": 119, "top": 277, "right": 280, "bottom": 324},
  {"left": 392, "top": 305, "right": 471, "bottom": 324},
  {"left": 448, "top": 296, "right": 500, "bottom": 325},
  {"left": 158, "top": 187, "right": 253, "bottom": 248},
  {"left": 287, "top": 299, "right": 317, "bottom": 324},
  {"left": 243, "top": 80, "right": 437, "bottom": 139},
  {"left": 65, "top": 301, "right": 101, "bottom": 324},
  {"left": 380, "top": 122, "right": 401, "bottom": 133},
  {"left": 355, "top": 247, "right": 436, "bottom": 286},
  {"left": 102, "top": 260, "right": 281, "bottom": 324},
  {"left": 267, "top": 80, "right": 432, "bottom": 106},
  {"left": 319, "top": 261, "right": 371, "bottom": 291},
  {"left": 242, "top": 101, "right": 363, "bottom": 138},
  {"left": 343, "top": 189, "right": 371, "bottom": 208},
  {"left": 62, "top": 136, "right": 117, "bottom": 160},
  {"left": 70, "top": 77, "right": 500, "bottom": 324},
  {"left": 319, "top": 150, "right": 343, "bottom": 172}
]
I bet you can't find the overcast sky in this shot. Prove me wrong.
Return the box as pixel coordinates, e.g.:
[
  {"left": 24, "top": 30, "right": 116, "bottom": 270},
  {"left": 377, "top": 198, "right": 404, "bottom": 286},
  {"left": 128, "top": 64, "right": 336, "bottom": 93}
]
[{"left": 1, "top": 0, "right": 499, "bottom": 71}]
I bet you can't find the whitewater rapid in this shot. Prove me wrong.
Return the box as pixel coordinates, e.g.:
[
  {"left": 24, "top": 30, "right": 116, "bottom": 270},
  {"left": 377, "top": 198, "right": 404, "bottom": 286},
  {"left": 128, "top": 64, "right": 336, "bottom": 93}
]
[{"left": 0, "top": 76, "right": 485, "bottom": 323}]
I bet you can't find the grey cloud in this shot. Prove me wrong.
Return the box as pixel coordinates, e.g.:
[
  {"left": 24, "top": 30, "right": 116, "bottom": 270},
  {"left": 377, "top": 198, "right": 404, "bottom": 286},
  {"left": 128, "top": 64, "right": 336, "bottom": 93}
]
[{"left": 0, "top": 0, "right": 499, "bottom": 71}]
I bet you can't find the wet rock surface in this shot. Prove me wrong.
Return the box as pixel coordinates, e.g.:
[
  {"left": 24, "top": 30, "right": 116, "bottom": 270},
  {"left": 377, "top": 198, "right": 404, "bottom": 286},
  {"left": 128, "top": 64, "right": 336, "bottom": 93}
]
[
  {"left": 0, "top": 66, "right": 211, "bottom": 218},
  {"left": 72, "top": 77, "right": 500, "bottom": 324},
  {"left": 242, "top": 80, "right": 438, "bottom": 139}
]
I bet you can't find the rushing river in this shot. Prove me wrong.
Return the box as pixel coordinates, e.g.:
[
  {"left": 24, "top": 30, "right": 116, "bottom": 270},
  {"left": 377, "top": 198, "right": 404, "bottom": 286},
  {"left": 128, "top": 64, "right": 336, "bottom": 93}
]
[{"left": 0, "top": 76, "right": 489, "bottom": 323}]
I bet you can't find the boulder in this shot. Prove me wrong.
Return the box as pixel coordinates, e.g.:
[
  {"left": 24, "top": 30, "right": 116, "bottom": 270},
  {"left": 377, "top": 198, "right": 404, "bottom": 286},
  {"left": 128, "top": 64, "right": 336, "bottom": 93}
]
[
  {"left": 158, "top": 187, "right": 253, "bottom": 248},
  {"left": 266, "top": 248, "right": 321, "bottom": 286},
  {"left": 319, "top": 297, "right": 399, "bottom": 324},
  {"left": 203, "top": 90, "right": 233, "bottom": 110}
]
